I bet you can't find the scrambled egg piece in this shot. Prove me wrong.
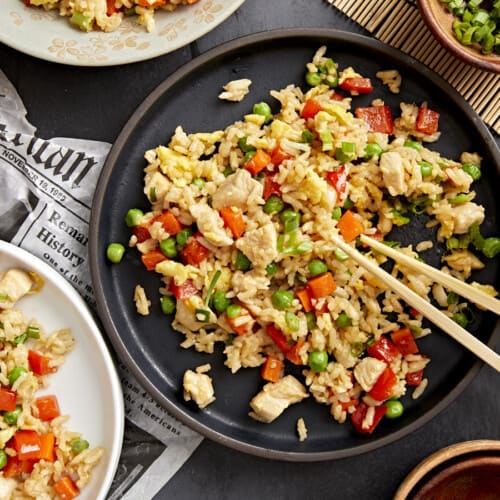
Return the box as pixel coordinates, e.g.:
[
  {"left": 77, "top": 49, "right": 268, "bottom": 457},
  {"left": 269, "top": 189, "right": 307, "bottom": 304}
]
[{"left": 155, "top": 260, "right": 200, "bottom": 285}]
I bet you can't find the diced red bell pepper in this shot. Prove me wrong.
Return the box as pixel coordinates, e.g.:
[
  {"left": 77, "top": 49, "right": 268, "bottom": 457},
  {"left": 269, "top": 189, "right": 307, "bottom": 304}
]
[
  {"left": 169, "top": 279, "right": 199, "bottom": 300},
  {"left": 330, "top": 92, "right": 345, "bottom": 101},
  {"left": 3, "top": 456, "right": 35, "bottom": 478},
  {"left": 355, "top": 105, "right": 394, "bottom": 134},
  {"left": 295, "top": 288, "right": 313, "bottom": 313},
  {"left": 391, "top": 326, "right": 419, "bottom": 355},
  {"left": 326, "top": 166, "right": 348, "bottom": 200},
  {"left": 13, "top": 430, "right": 41, "bottom": 461},
  {"left": 226, "top": 306, "right": 254, "bottom": 335},
  {"left": 0, "top": 387, "right": 17, "bottom": 412},
  {"left": 261, "top": 356, "right": 284, "bottom": 383},
  {"left": 350, "top": 402, "right": 387, "bottom": 434},
  {"left": 54, "top": 476, "right": 80, "bottom": 500},
  {"left": 339, "top": 77, "right": 373, "bottom": 94},
  {"left": 180, "top": 237, "right": 209, "bottom": 266},
  {"left": 266, "top": 324, "right": 291, "bottom": 353},
  {"left": 415, "top": 106, "right": 440, "bottom": 135},
  {"left": 263, "top": 175, "right": 282, "bottom": 201},
  {"left": 141, "top": 249, "right": 167, "bottom": 271},
  {"left": 106, "top": 0, "right": 119, "bottom": 15},
  {"left": 367, "top": 336, "right": 400, "bottom": 364},
  {"left": 406, "top": 369, "right": 424, "bottom": 387},
  {"left": 301, "top": 99, "right": 323, "bottom": 119},
  {"left": 285, "top": 340, "right": 305, "bottom": 365},
  {"left": 369, "top": 366, "right": 397, "bottom": 401},
  {"left": 245, "top": 149, "right": 271, "bottom": 176},
  {"left": 337, "top": 209, "right": 363, "bottom": 242},
  {"left": 35, "top": 395, "right": 61, "bottom": 421},
  {"left": 270, "top": 143, "right": 291, "bottom": 167},
  {"left": 132, "top": 224, "right": 151, "bottom": 243},
  {"left": 28, "top": 350, "right": 57, "bottom": 376},
  {"left": 153, "top": 210, "right": 183, "bottom": 235}
]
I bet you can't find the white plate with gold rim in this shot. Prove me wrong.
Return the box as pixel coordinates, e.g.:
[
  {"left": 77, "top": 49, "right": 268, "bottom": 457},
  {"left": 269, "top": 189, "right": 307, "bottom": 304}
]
[
  {"left": 0, "top": 240, "right": 124, "bottom": 499},
  {"left": 0, "top": 0, "right": 244, "bottom": 66}
]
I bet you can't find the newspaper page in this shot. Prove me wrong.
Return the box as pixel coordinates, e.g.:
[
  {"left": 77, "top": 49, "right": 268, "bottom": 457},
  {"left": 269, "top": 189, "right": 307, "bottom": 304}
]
[{"left": 0, "top": 70, "right": 203, "bottom": 499}]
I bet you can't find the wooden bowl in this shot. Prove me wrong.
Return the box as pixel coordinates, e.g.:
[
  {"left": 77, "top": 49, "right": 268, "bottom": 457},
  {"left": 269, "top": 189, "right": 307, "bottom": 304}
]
[
  {"left": 417, "top": 0, "right": 500, "bottom": 73},
  {"left": 394, "top": 440, "right": 500, "bottom": 499}
]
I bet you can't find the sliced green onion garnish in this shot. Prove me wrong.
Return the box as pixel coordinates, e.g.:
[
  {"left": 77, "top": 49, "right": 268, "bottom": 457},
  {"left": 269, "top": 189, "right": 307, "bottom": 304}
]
[{"left": 204, "top": 270, "right": 221, "bottom": 307}]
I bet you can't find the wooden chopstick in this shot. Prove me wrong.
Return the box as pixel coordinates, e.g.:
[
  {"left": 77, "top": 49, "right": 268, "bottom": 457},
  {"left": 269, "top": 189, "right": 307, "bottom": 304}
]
[
  {"left": 359, "top": 234, "right": 500, "bottom": 316},
  {"left": 331, "top": 235, "right": 500, "bottom": 372}
]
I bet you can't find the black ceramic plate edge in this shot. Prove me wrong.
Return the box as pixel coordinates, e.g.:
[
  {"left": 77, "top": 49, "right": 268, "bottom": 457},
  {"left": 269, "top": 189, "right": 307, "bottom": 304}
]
[{"left": 89, "top": 28, "right": 500, "bottom": 461}]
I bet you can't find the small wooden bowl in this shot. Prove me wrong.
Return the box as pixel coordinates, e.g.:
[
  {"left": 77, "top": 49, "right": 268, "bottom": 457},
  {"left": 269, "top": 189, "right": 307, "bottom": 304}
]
[
  {"left": 394, "top": 440, "right": 500, "bottom": 499},
  {"left": 417, "top": 0, "right": 500, "bottom": 73}
]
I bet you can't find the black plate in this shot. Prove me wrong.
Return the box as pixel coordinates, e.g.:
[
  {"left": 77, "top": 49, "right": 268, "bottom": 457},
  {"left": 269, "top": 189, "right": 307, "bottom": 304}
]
[{"left": 89, "top": 29, "right": 500, "bottom": 461}]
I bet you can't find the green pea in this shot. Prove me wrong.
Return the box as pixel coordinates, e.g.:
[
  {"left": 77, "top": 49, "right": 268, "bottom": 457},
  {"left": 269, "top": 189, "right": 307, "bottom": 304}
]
[
  {"left": 331, "top": 207, "right": 342, "bottom": 221},
  {"left": 223, "top": 166, "right": 234, "bottom": 177},
  {"left": 192, "top": 178, "right": 205, "bottom": 190},
  {"left": 176, "top": 228, "right": 193, "bottom": 248},
  {"left": 305, "top": 71, "right": 322, "bottom": 86},
  {"left": 70, "top": 438, "right": 90, "bottom": 455},
  {"left": 238, "top": 137, "right": 255, "bottom": 153},
  {"left": 125, "top": 208, "right": 144, "bottom": 228},
  {"left": 160, "top": 295, "right": 176, "bottom": 315},
  {"left": 482, "top": 237, "right": 500, "bottom": 258},
  {"left": 263, "top": 195, "right": 285, "bottom": 215},
  {"left": 159, "top": 238, "right": 178, "bottom": 258},
  {"left": 226, "top": 304, "right": 241, "bottom": 319},
  {"left": 364, "top": 143, "right": 382, "bottom": 158},
  {"left": 3, "top": 405, "right": 22, "bottom": 425},
  {"left": 280, "top": 209, "right": 301, "bottom": 233},
  {"left": 301, "top": 130, "right": 314, "bottom": 143},
  {"left": 285, "top": 312, "right": 300, "bottom": 332},
  {"left": 212, "top": 290, "right": 231, "bottom": 313},
  {"left": 308, "top": 259, "right": 328, "bottom": 277},
  {"left": 9, "top": 366, "right": 28, "bottom": 386},
  {"left": 305, "top": 311, "right": 317, "bottom": 331},
  {"left": 106, "top": 243, "right": 125, "bottom": 264},
  {"left": 343, "top": 197, "right": 354, "bottom": 209},
  {"left": 462, "top": 163, "right": 481, "bottom": 181},
  {"left": 271, "top": 290, "right": 294, "bottom": 310},
  {"left": 447, "top": 292, "right": 459, "bottom": 305},
  {"left": 266, "top": 263, "right": 278, "bottom": 276},
  {"left": 419, "top": 161, "right": 433, "bottom": 177},
  {"left": 244, "top": 150, "right": 256, "bottom": 163},
  {"left": 452, "top": 311, "right": 469, "bottom": 328},
  {"left": 235, "top": 251, "right": 251, "bottom": 271},
  {"left": 308, "top": 351, "right": 328, "bottom": 372},
  {"left": 253, "top": 102, "right": 272, "bottom": 123},
  {"left": 404, "top": 140, "right": 423, "bottom": 150},
  {"left": 336, "top": 313, "right": 352, "bottom": 328},
  {"left": 0, "top": 449, "right": 7, "bottom": 470},
  {"left": 385, "top": 400, "right": 404, "bottom": 419},
  {"left": 334, "top": 248, "right": 349, "bottom": 261}
]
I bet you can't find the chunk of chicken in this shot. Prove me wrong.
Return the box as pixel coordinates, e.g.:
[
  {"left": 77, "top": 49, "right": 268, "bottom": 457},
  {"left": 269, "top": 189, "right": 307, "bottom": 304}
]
[
  {"left": 0, "top": 269, "right": 33, "bottom": 309},
  {"left": 249, "top": 375, "right": 309, "bottom": 423},
  {"left": 174, "top": 295, "right": 216, "bottom": 332},
  {"left": 445, "top": 167, "right": 473, "bottom": 191},
  {"left": 353, "top": 357, "right": 386, "bottom": 392},
  {"left": 235, "top": 222, "right": 278, "bottom": 268},
  {"left": 183, "top": 367, "right": 215, "bottom": 409},
  {"left": 380, "top": 152, "right": 407, "bottom": 196},
  {"left": 448, "top": 202, "right": 485, "bottom": 234},
  {"left": 0, "top": 477, "right": 17, "bottom": 500},
  {"left": 190, "top": 203, "right": 233, "bottom": 247},
  {"left": 211, "top": 169, "right": 263, "bottom": 211}
]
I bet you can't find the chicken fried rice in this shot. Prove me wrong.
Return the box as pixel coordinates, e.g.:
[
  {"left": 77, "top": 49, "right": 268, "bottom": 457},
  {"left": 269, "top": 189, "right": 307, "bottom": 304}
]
[
  {"left": 0, "top": 268, "right": 103, "bottom": 498},
  {"left": 118, "top": 46, "right": 499, "bottom": 435}
]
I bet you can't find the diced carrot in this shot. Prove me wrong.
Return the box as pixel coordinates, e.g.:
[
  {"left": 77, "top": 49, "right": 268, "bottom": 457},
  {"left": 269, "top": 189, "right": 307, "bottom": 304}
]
[
  {"left": 54, "top": 476, "right": 80, "bottom": 500},
  {"left": 266, "top": 324, "right": 291, "bottom": 353},
  {"left": 296, "top": 288, "right": 313, "bottom": 313},
  {"left": 306, "top": 273, "right": 336, "bottom": 299},
  {"left": 415, "top": 106, "right": 440, "bottom": 135},
  {"left": 245, "top": 149, "right": 271, "bottom": 176},
  {"left": 13, "top": 430, "right": 41, "bottom": 461},
  {"left": 220, "top": 206, "right": 246, "bottom": 238},
  {"left": 153, "top": 210, "right": 183, "bottom": 235},
  {"left": 39, "top": 433, "right": 56, "bottom": 462},
  {"left": 263, "top": 175, "right": 281, "bottom": 201},
  {"left": 35, "top": 395, "right": 60, "bottom": 421},
  {"left": 406, "top": 369, "right": 424, "bottom": 386},
  {"left": 227, "top": 307, "right": 254, "bottom": 335},
  {"left": 285, "top": 340, "right": 305, "bottom": 365},
  {"left": 169, "top": 279, "right": 199, "bottom": 300},
  {"left": 301, "top": 99, "right": 323, "bottom": 119},
  {"left": 270, "top": 143, "right": 291, "bottom": 166},
  {"left": 180, "top": 237, "right": 209, "bottom": 266},
  {"left": 391, "top": 326, "right": 419, "bottom": 355},
  {"left": 261, "top": 356, "right": 284, "bottom": 383},
  {"left": 28, "top": 350, "right": 57, "bottom": 376},
  {"left": 141, "top": 249, "right": 167, "bottom": 271},
  {"left": 106, "top": 0, "right": 119, "bottom": 15},
  {"left": 336, "top": 209, "right": 363, "bottom": 242},
  {"left": 0, "top": 387, "right": 17, "bottom": 412}
]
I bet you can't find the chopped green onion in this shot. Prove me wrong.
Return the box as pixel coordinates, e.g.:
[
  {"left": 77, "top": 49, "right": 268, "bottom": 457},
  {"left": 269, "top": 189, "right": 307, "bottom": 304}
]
[
  {"left": 391, "top": 209, "right": 410, "bottom": 226},
  {"left": 204, "top": 270, "right": 222, "bottom": 307},
  {"left": 301, "top": 129, "right": 314, "bottom": 143},
  {"left": 192, "top": 178, "right": 205, "bottom": 190},
  {"left": 305, "top": 311, "right": 317, "bottom": 331},
  {"left": 343, "top": 197, "right": 354, "bottom": 209},
  {"left": 26, "top": 326, "right": 40, "bottom": 339},
  {"left": 350, "top": 342, "right": 364, "bottom": 358},
  {"left": 419, "top": 161, "right": 433, "bottom": 177},
  {"left": 404, "top": 140, "right": 423, "bottom": 150},
  {"left": 447, "top": 292, "right": 459, "bottom": 305},
  {"left": 482, "top": 237, "right": 500, "bottom": 258},
  {"left": 306, "top": 71, "right": 323, "bottom": 87},
  {"left": 195, "top": 308, "right": 211, "bottom": 322},
  {"left": 70, "top": 438, "right": 90, "bottom": 455},
  {"left": 449, "top": 193, "right": 472, "bottom": 204},
  {"left": 364, "top": 143, "right": 382, "bottom": 158},
  {"left": 319, "top": 130, "right": 334, "bottom": 151},
  {"left": 12, "top": 333, "right": 27, "bottom": 346},
  {"left": 331, "top": 207, "right": 342, "bottom": 220},
  {"left": 176, "top": 228, "right": 193, "bottom": 248},
  {"left": 149, "top": 187, "right": 157, "bottom": 202},
  {"left": 266, "top": 262, "right": 278, "bottom": 275},
  {"left": 280, "top": 209, "right": 301, "bottom": 233},
  {"left": 160, "top": 295, "right": 176, "bottom": 315},
  {"left": 335, "top": 141, "right": 356, "bottom": 162},
  {"left": 238, "top": 137, "right": 256, "bottom": 153},
  {"left": 285, "top": 312, "right": 300, "bottom": 332},
  {"left": 235, "top": 251, "right": 251, "bottom": 271}
]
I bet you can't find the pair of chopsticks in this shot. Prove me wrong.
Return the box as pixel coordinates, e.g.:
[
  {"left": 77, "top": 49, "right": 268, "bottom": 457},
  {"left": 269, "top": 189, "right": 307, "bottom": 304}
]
[{"left": 331, "top": 234, "right": 500, "bottom": 372}]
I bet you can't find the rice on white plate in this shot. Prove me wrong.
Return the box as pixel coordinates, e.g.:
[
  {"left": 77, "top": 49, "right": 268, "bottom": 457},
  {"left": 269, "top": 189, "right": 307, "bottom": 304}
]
[{"left": 117, "top": 46, "right": 499, "bottom": 437}]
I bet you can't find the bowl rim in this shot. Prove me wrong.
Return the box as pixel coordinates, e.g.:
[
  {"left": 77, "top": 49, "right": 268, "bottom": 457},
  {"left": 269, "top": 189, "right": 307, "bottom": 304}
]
[
  {"left": 394, "top": 439, "right": 500, "bottom": 499},
  {"left": 416, "top": 0, "right": 500, "bottom": 73}
]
